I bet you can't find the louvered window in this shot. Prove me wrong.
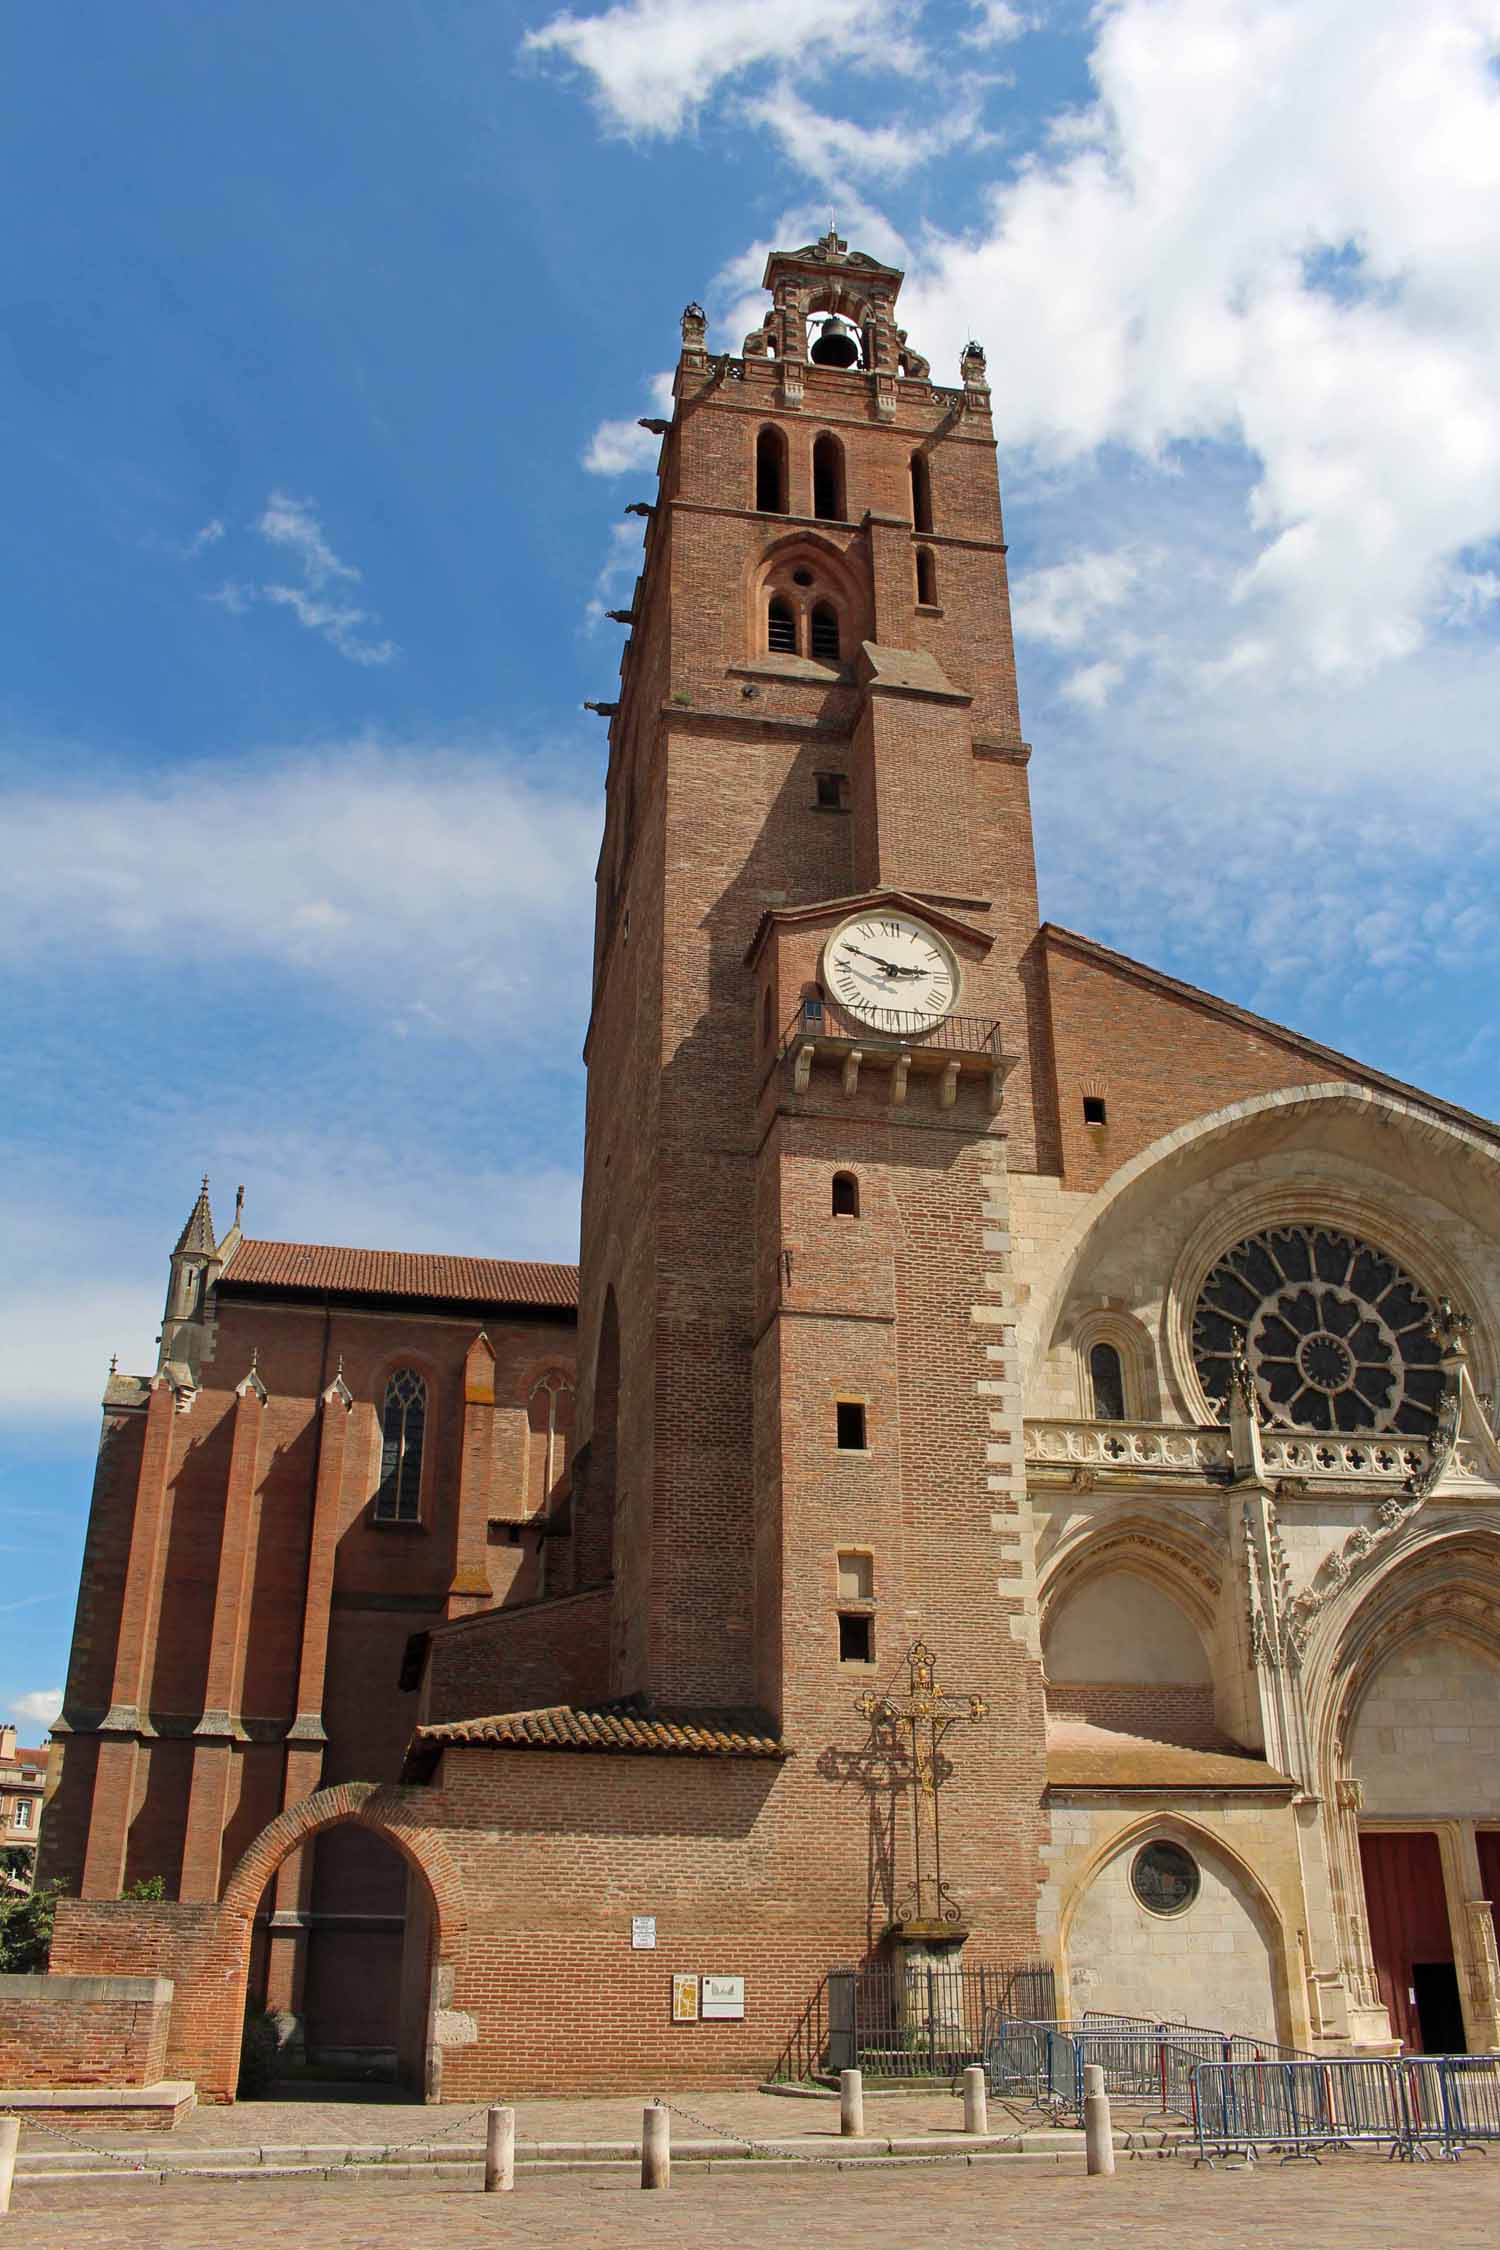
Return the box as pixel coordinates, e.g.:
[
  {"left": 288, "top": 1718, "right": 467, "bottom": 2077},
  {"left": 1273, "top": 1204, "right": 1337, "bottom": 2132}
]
[
  {"left": 810, "top": 603, "right": 840, "bottom": 663},
  {"left": 768, "top": 596, "right": 797, "bottom": 653},
  {"left": 375, "top": 1369, "right": 427, "bottom": 1521}
]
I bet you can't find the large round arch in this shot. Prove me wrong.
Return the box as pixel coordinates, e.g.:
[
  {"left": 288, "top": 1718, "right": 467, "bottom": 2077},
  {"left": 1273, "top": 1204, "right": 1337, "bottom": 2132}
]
[{"left": 1025, "top": 1081, "right": 1500, "bottom": 1414}]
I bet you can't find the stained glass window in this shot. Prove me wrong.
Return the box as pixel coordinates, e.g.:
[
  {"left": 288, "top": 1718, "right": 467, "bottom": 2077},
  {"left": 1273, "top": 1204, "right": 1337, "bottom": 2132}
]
[
  {"left": 375, "top": 1368, "right": 427, "bottom": 1521},
  {"left": 1192, "top": 1224, "right": 1444, "bottom": 1436}
]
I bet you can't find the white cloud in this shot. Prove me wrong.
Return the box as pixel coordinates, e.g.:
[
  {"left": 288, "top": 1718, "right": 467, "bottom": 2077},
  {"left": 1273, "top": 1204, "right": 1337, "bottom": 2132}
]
[
  {"left": 965, "top": 1, "right": 1028, "bottom": 43},
  {"left": 0, "top": 741, "right": 600, "bottom": 1011},
  {"left": 739, "top": 81, "right": 988, "bottom": 186},
  {"left": 252, "top": 491, "right": 397, "bottom": 665},
  {"left": 895, "top": 0, "right": 1500, "bottom": 677},
  {"left": 9, "top": 1689, "right": 63, "bottom": 1731},
  {"left": 200, "top": 493, "right": 398, "bottom": 664},
  {"left": 582, "top": 372, "right": 675, "bottom": 475},
  {"left": 1011, "top": 547, "right": 1143, "bottom": 648},
  {"left": 256, "top": 492, "right": 358, "bottom": 589},
  {"left": 185, "top": 518, "right": 224, "bottom": 557},
  {"left": 1059, "top": 657, "right": 1123, "bottom": 708},
  {"left": 522, "top": 0, "right": 924, "bottom": 137}
]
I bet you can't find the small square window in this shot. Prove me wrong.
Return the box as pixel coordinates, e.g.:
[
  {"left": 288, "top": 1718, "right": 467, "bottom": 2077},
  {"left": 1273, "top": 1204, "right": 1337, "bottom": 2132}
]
[
  {"left": 836, "top": 1400, "right": 867, "bottom": 1451},
  {"left": 837, "top": 1550, "right": 873, "bottom": 1600},
  {"left": 1082, "top": 1095, "right": 1108, "bottom": 1126},
  {"left": 815, "top": 771, "right": 848, "bottom": 809},
  {"left": 838, "top": 1613, "right": 873, "bottom": 1663}
]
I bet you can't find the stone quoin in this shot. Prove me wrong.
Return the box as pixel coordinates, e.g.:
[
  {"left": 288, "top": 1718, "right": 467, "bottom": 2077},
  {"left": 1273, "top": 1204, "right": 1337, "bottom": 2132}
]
[{"left": 26, "top": 228, "right": 1500, "bottom": 2099}]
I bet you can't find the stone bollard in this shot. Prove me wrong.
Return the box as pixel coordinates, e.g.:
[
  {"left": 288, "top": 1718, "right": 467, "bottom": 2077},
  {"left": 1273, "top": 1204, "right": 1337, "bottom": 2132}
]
[
  {"left": 641, "top": 2100, "right": 670, "bottom": 2189},
  {"left": 962, "top": 2063, "right": 988, "bottom": 2136},
  {"left": 1083, "top": 2062, "right": 1115, "bottom": 2177},
  {"left": 484, "top": 2105, "right": 515, "bottom": 2193},
  {"left": 0, "top": 2115, "right": 17, "bottom": 2217},
  {"left": 840, "top": 2067, "right": 865, "bottom": 2138}
]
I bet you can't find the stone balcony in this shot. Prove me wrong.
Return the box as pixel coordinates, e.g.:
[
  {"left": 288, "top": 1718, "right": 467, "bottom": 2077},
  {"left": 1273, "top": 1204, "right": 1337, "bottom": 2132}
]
[{"left": 1025, "top": 1416, "right": 1440, "bottom": 1492}]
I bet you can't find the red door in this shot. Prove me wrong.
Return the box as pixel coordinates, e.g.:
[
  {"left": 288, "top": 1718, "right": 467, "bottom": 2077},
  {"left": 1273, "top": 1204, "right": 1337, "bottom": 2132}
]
[
  {"left": 1359, "top": 1830, "right": 1459, "bottom": 2053},
  {"left": 1478, "top": 1830, "right": 1500, "bottom": 1963}
]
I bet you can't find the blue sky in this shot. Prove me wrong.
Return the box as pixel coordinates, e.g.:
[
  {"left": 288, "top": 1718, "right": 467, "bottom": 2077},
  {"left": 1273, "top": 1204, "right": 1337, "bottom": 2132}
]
[{"left": 4, "top": 0, "right": 1499, "bottom": 1732}]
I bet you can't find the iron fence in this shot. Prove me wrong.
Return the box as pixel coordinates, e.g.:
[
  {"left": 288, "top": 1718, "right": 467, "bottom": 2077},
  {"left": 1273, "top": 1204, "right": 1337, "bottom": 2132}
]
[{"left": 825, "top": 1961, "right": 1054, "bottom": 2082}]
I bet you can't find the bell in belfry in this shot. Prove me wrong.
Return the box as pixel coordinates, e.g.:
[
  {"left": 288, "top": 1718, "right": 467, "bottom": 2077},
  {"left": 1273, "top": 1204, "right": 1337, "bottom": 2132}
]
[{"left": 809, "top": 313, "right": 860, "bottom": 367}]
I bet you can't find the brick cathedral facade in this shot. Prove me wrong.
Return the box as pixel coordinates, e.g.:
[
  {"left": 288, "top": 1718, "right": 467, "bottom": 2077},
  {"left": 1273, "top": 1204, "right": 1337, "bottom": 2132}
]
[{"left": 35, "top": 234, "right": 1500, "bottom": 2093}]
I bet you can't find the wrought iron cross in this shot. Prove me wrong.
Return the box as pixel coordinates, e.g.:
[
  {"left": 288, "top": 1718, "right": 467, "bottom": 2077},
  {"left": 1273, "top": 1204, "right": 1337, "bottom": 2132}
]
[{"left": 855, "top": 1640, "right": 988, "bottom": 1932}]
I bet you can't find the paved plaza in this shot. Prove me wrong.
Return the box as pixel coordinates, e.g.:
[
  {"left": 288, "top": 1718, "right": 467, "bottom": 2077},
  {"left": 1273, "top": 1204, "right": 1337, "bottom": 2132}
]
[{"left": 8, "top": 2145, "right": 1500, "bottom": 2248}]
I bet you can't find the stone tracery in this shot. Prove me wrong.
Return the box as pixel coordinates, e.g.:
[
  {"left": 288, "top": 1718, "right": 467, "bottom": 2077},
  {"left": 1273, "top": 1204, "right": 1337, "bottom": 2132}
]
[{"left": 1192, "top": 1222, "right": 1446, "bottom": 1436}]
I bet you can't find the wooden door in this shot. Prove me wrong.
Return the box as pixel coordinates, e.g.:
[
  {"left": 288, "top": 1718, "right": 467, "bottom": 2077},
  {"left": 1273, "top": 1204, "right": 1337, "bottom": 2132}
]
[{"left": 1359, "top": 1830, "right": 1457, "bottom": 2053}]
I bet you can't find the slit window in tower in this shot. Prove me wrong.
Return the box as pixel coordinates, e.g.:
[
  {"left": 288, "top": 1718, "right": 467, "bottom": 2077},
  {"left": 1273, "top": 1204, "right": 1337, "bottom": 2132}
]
[
  {"left": 812, "top": 432, "right": 845, "bottom": 522},
  {"left": 375, "top": 1368, "right": 427, "bottom": 1522},
  {"left": 832, "top": 1170, "right": 860, "bottom": 1217},
  {"left": 1083, "top": 1094, "right": 1108, "bottom": 1126},
  {"left": 815, "top": 770, "right": 847, "bottom": 809},
  {"left": 810, "top": 602, "right": 840, "bottom": 664},
  {"left": 756, "top": 425, "right": 788, "bottom": 514},
  {"left": 1089, "top": 1342, "right": 1126, "bottom": 1423},
  {"left": 915, "top": 546, "right": 937, "bottom": 605},
  {"left": 910, "top": 450, "right": 933, "bottom": 533},
  {"left": 836, "top": 1399, "right": 867, "bottom": 1451},
  {"left": 767, "top": 596, "right": 797, "bottom": 653}
]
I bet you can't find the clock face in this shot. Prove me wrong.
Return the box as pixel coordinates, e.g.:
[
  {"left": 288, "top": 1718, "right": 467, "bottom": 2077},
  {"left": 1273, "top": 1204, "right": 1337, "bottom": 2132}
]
[{"left": 824, "top": 913, "right": 958, "bottom": 1032}]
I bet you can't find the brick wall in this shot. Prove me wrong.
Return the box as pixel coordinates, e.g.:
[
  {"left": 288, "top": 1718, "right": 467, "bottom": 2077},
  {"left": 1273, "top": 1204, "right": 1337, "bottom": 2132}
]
[
  {"left": 423, "top": 1586, "right": 612, "bottom": 1722},
  {"left": 0, "top": 1972, "right": 172, "bottom": 2089}
]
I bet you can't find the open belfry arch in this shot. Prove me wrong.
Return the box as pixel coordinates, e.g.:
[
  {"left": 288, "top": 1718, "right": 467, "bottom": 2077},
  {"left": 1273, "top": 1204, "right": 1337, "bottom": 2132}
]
[{"left": 32, "top": 229, "right": 1500, "bottom": 2096}]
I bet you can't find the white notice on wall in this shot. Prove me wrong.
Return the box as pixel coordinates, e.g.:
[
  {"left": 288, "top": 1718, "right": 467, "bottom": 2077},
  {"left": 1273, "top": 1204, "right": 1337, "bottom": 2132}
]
[
  {"left": 631, "top": 1915, "right": 657, "bottom": 1950},
  {"left": 700, "top": 1975, "right": 745, "bottom": 2020}
]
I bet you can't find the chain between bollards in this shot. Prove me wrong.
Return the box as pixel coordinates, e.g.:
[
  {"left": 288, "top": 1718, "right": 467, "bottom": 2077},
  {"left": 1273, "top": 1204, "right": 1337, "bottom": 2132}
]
[
  {"left": 483, "top": 2105, "right": 514, "bottom": 2193},
  {"left": 1083, "top": 2062, "right": 1115, "bottom": 2177},
  {"left": 641, "top": 2099, "right": 670, "bottom": 2188}
]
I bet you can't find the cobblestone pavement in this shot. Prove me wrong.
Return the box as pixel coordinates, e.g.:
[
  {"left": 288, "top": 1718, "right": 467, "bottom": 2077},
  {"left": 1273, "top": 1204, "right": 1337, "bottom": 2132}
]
[{"left": 7, "top": 2150, "right": 1500, "bottom": 2248}]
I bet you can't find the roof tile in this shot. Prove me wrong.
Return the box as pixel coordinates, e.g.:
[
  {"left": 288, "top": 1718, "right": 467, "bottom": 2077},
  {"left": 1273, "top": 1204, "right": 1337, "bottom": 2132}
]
[
  {"left": 409, "top": 1701, "right": 788, "bottom": 1765},
  {"left": 220, "top": 1239, "right": 578, "bottom": 1310}
]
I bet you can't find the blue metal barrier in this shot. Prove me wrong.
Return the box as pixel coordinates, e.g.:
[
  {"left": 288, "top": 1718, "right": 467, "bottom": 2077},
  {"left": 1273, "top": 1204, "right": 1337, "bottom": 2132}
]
[
  {"left": 1192, "top": 2055, "right": 1500, "bottom": 2164},
  {"left": 984, "top": 2010, "right": 1306, "bottom": 2124}
]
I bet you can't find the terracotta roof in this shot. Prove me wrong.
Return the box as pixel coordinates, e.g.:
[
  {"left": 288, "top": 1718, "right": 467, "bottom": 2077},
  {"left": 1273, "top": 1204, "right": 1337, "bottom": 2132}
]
[
  {"left": 409, "top": 1702, "right": 788, "bottom": 1768},
  {"left": 220, "top": 1240, "right": 578, "bottom": 1311},
  {"left": 1045, "top": 1721, "right": 1293, "bottom": 1793},
  {"left": 4, "top": 1751, "right": 47, "bottom": 1773}
]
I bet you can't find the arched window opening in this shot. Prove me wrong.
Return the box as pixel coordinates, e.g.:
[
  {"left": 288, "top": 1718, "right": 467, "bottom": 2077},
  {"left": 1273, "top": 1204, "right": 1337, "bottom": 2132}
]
[
  {"left": 832, "top": 1171, "right": 860, "bottom": 1218},
  {"left": 526, "top": 1371, "right": 575, "bottom": 1516},
  {"left": 910, "top": 451, "right": 933, "bottom": 533},
  {"left": 756, "top": 425, "right": 788, "bottom": 514},
  {"left": 767, "top": 595, "right": 797, "bottom": 654},
  {"left": 810, "top": 602, "right": 840, "bottom": 664},
  {"left": 915, "top": 546, "right": 937, "bottom": 605},
  {"left": 812, "top": 432, "right": 845, "bottom": 522},
  {"left": 1088, "top": 1342, "right": 1127, "bottom": 1423},
  {"left": 375, "top": 1369, "right": 427, "bottom": 1522}
]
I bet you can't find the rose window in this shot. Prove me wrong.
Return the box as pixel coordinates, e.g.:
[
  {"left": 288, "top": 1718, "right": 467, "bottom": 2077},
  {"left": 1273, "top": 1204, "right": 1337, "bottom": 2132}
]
[{"left": 1191, "top": 1224, "right": 1445, "bottom": 1436}]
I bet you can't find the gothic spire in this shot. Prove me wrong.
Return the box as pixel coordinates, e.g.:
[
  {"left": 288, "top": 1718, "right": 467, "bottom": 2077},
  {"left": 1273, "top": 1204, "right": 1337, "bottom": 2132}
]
[{"left": 173, "top": 1174, "right": 217, "bottom": 1257}]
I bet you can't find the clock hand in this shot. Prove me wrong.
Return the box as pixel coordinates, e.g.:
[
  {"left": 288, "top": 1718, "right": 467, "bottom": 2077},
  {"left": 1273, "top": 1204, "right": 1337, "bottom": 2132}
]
[{"left": 844, "top": 945, "right": 918, "bottom": 978}]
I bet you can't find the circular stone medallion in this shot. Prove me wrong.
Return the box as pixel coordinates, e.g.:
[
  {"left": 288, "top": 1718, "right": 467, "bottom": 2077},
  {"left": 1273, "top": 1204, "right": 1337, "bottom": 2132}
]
[{"left": 1131, "top": 1840, "right": 1200, "bottom": 1917}]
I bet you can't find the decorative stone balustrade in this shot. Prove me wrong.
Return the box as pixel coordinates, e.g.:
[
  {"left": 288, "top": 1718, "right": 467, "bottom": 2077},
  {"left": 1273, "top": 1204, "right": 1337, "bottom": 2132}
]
[{"left": 1025, "top": 1418, "right": 1439, "bottom": 1487}]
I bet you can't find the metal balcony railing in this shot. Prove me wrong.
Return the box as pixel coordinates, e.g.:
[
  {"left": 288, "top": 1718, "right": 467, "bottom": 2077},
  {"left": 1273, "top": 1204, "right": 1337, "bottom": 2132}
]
[{"left": 780, "top": 999, "right": 1002, "bottom": 1057}]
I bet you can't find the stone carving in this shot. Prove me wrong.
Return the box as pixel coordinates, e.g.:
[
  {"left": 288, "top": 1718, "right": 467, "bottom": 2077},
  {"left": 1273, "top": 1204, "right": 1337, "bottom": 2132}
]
[{"left": 897, "top": 329, "right": 930, "bottom": 380}]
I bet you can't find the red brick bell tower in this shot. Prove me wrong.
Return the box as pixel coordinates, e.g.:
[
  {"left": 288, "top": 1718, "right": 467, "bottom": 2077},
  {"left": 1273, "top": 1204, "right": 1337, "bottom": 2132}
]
[{"left": 576, "top": 229, "right": 1051, "bottom": 1949}]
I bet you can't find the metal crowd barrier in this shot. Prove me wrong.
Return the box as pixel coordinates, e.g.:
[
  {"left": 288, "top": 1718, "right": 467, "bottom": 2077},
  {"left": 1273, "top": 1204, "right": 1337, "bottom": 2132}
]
[
  {"left": 1191, "top": 2055, "right": 1500, "bottom": 2164},
  {"left": 983, "top": 2011, "right": 1305, "bottom": 2124}
]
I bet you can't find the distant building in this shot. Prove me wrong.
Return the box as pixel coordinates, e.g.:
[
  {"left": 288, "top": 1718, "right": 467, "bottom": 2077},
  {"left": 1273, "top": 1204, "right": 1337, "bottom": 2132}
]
[{"left": 1, "top": 1726, "right": 48, "bottom": 1892}]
